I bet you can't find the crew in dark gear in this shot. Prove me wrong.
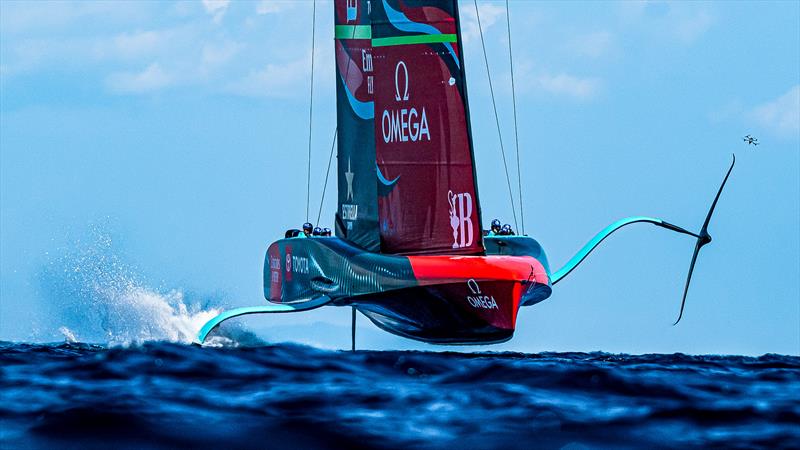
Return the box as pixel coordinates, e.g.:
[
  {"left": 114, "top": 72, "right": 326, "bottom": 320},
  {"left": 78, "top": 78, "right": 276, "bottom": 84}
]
[
  {"left": 313, "top": 227, "right": 323, "bottom": 236},
  {"left": 322, "top": 228, "right": 332, "bottom": 237},
  {"left": 500, "top": 224, "right": 515, "bottom": 236},
  {"left": 299, "top": 222, "right": 313, "bottom": 237},
  {"left": 488, "top": 219, "right": 502, "bottom": 236}
]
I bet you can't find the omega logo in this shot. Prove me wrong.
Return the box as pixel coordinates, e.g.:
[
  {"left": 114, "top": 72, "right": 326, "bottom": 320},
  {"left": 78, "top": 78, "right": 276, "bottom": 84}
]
[
  {"left": 466, "top": 279, "right": 498, "bottom": 310},
  {"left": 381, "top": 60, "right": 430, "bottom": 144},
  {"left": 394, "top": 61, "right": 409, "bottom": 102}
]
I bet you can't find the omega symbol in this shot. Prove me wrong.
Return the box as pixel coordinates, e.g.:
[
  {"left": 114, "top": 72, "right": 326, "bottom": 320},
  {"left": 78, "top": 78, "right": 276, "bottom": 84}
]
[{"left": 394, "top": 61, "right": 409, "bottom": 102}]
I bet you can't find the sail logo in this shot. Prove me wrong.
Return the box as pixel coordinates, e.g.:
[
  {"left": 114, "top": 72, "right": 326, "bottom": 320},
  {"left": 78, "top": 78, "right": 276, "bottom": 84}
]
[
  {"left": 449, "top": 190, "right": 474, "bottom": 248},
  {"left": 394, "top": 61, "right": 409, "bottom": 102},
  {"left": 346, "top": 0, "right": 357, "bottom": 22},
  {"left": 466, "top": 279, "right": 498, "bottom": 310},
  {"left": 341, "top": 204, "right": 358, "bottom": 221},
  {"left": 381, "top": 61, "right": 430, "bottom": 144}
]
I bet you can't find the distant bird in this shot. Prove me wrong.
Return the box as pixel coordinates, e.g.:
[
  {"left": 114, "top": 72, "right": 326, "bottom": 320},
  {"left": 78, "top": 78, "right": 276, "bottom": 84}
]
[{"left": 743, "top": 135, "right": 759, "bottom": 146}]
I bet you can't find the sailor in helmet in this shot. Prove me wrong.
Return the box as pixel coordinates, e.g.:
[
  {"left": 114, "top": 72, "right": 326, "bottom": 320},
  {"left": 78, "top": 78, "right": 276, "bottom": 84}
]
[
  {"left": 487, "top": 219, "right": 502, "bottom": 236},
  {"left": 298, "top": 222, "right": 313, "bottom": 238},
  {"left": 500, "top": 224, "right": 515, "bottom": 236},
  {"left": 322, "top": 228, "right": 332, "bottom": 237},
  {"left": 312, "top": 227, "right": 323, "bottom": 236}
]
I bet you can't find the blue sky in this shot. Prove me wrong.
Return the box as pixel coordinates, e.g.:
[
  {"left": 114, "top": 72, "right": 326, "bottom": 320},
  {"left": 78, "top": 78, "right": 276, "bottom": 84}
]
[{"left": 1, "top": 0, "right": 798, "bottom": 355}]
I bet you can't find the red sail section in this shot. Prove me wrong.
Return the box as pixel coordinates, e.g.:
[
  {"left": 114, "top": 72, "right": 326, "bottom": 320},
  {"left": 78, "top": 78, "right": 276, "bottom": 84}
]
[{"left": 371, "top": 0, "right": 483, "bottom": 255}]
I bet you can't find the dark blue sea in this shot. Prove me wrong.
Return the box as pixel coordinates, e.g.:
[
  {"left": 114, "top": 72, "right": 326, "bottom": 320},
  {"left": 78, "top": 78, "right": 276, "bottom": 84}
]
[{"left": 1, "top": 342, "right": 798, "bottom": 450}]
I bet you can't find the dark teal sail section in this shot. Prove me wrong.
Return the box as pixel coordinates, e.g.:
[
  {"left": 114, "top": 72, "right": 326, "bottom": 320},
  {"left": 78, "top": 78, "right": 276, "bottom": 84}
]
[{"left": 334, "top": 0, "right": 380, "bottom": 252}]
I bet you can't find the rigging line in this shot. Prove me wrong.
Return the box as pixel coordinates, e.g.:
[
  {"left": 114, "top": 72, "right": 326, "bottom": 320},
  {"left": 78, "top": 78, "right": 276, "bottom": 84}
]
[
  {"left": 316, "top": 23, "right": 359, "bottom": 226},
  {"left": 316, "top": 128, "right": 338, "bottom": 225},
  {"left": 305, "top": 0, "right": 317, "bottom": 223},
  {"left": 505, "top": 0, "right": 524, "bottom": 236},
  {"left": 474, "top": 0, "right": 518, "bottom": 232}
]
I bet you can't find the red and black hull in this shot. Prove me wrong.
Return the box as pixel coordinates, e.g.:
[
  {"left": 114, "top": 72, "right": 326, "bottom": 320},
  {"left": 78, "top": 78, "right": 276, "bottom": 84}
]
[{"left": 264, "top": 236, "right": 551, "bottom": 344}]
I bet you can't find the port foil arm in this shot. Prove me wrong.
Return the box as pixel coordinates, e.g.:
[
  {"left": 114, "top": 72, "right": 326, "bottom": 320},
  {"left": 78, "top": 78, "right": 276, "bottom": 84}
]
[{"left": 197, "top": 296, "right": 332, "bottom": 344}]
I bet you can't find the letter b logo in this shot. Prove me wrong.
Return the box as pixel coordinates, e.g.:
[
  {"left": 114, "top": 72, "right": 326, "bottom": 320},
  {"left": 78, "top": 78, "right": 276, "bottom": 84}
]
[{"left": 449, "top": 191, "right": 474, "bottom": 248}]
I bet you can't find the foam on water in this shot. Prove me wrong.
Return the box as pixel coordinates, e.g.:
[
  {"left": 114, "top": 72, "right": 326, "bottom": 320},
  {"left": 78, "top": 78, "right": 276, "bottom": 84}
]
[{"left": 40, "top": 226, "right": 227, "bottom": 346}]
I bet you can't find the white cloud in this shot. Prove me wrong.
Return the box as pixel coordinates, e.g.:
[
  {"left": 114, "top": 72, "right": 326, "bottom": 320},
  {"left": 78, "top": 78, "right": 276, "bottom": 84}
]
[
  {"left": 460, "top": 2, "right": 506, "bottom": 43},
  {"left": 567, "top": 31, "right": 614, "bottom": 59},
  {"left": 201, "top": 41, "right": 240, "bottom": 68},
  {"left": 672, "top": 9, "right": 714, "bottom": 43},
  {"left": 255, "top": 0, "right": 294, "bottom": 15},
  {"left": 534, "top": 73, "right": 600, "bottom": 100},
  {"left": 4, "top": 26, "right": 190, "bottom": 77},
  {"left": 106, "top": 63, "right": 172, "bottom": 94},
  {"left": 749, "top": 85, "right": 800, "bottom": 137},
  {"left": 226, "top": 56, "right": 310, "bottom": 98},
  {"left": 619, "top": 1, "right": 715, "bottom": 44},
  {"left": 110, "top": 30, "right": 170, "bottom": 60},
  {"left": 0, "top": 1, "right": 148, "bottom": 35},
  {"left": 3, "top": 38, "right": 96, "bottom": 76},
  {"left": 202, "top": 0, "right": 230, "bottom": 23},
  {"left": 510, "top": 61, "right": 601, "bottom": 100}
]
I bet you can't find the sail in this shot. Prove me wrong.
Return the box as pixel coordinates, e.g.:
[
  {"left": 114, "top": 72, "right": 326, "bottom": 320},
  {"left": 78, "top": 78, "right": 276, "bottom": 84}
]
[
  {"left": 371, "top": 0, "right": 484, "bottom": 255},
  {"left": 334, "top": 0, "right": 380, "bottom": 252}
]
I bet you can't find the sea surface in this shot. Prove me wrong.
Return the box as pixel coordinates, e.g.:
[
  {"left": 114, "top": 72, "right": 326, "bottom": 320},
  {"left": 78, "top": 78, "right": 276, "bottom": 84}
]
[{"left": 1, "top": 342, "right": 798, "bottom": 450}]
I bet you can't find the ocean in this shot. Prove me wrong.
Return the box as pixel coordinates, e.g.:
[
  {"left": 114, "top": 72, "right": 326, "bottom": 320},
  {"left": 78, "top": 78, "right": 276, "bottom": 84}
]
[{"left": 1, "top": 342, "right": 798, "bottom": 449}]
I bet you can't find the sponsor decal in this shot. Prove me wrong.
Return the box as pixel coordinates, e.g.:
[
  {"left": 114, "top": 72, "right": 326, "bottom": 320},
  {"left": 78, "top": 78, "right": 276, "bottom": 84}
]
[
  {"left": 270, "top": 256, "right": 281, "bottom": 284},
  {"left": 341, "top": 204, "right": 359, "bottom": 221},
  {"left": 381, "top": 61, "right": 430, "bottom": 144},
  {"left": 362, "top": 49, "right": 374, "bottom": 94},
  {"left": 466, "top": 279, "right": 498, "bottom": 310},
  {"left": 346, "top": 0, "right": 357, "bottom": 22},
  {"left": 292, "top": 255, "right": 309, "bottom": 275},
  {"left": 448, "top": 190, "right": 475, "bottom": 248},
  {"left": 284, "top": 248, "right": 309, "bottom": 278},
  {"left": 342, "top": 157, "right": 358, "bottom": 223},
  {"left": 394, "top": 61, "right": 409, "bottom": 102},
  {"left": 285, "top": 248, "right": 293, "bottom": 281},
  {"left": 345, "top": 158, "right": 355, "bottom": 201}
]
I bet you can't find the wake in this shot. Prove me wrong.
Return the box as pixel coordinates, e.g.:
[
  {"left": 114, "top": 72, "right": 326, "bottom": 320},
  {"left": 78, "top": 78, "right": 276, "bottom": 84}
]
[{"left": 39, "top": 226, "right": 247, "bottom": 346}]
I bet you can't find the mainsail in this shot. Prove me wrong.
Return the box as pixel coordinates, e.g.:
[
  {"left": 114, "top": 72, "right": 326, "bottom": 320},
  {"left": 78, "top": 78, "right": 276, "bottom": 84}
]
[
  {"left": 335, "top": 0, "right": 484, "bottom": 255},
  {"left": 334, "top": 0, "right": 380, "bottom": 252}
]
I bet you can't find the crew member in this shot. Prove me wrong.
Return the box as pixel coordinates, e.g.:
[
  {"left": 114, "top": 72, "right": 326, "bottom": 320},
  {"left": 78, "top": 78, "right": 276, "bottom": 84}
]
[
  {"left": 487, "top": 219, "right": 502, "bottom": 236},
  {"left": 500, "top": 224, "right": 515, "bottom": 236},
  {"left": 313, "top": 227, "right": 323, "bottom": 236},
  {"left": 322, "top": 228, "right": 332, "bottom": 237},
  {"left": 298, "top": 222, "right": 313, "bottom": 238}
]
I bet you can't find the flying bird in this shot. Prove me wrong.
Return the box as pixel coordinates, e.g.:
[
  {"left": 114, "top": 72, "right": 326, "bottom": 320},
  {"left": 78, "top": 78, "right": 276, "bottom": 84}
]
[{"left": 743, "top": 135, "right": 759, "bottom": 146}]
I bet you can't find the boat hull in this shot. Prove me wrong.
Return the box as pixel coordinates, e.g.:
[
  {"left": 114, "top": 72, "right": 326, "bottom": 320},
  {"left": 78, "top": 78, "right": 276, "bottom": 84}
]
[{"left": 263, "top": 236, "right": 551, "bottom": 344}]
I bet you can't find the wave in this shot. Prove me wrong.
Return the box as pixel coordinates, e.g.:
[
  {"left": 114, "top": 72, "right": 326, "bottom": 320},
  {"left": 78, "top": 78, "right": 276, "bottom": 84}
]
[
  {"left": 37, "top": 225, "right": 252, "bottom": 346},
  {"left": 1, "top": 343, "right": 798, "bottom": 449}
]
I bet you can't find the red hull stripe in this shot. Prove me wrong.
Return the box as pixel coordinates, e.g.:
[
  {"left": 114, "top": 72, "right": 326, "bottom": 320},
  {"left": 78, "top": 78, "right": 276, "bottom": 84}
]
[{"left": 407, "top": 255, "right": 549, "bottom": 286}]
